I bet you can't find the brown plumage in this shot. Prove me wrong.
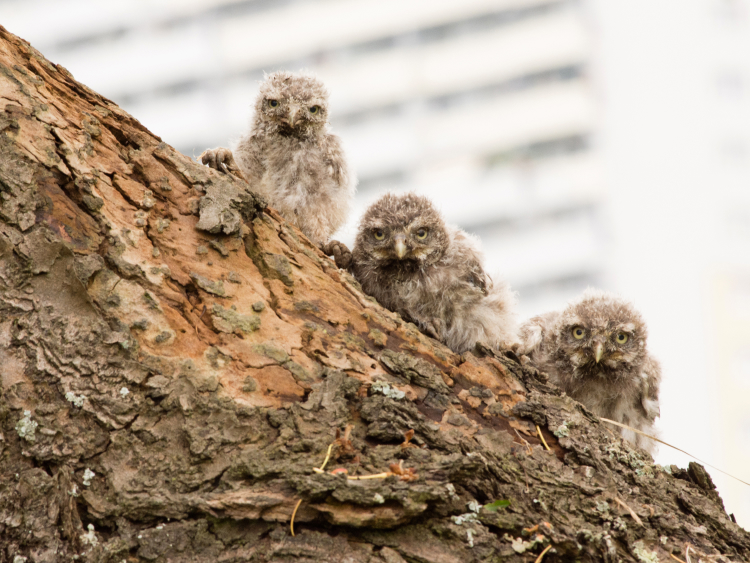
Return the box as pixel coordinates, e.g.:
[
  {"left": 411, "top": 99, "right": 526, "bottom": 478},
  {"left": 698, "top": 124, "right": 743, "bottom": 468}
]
[
  {"left": 329, "top": 192, "right": 517, "bottom": 354},
  {"left": 200, "top": 71, "right": 355, "bottom": 245},
  {"left": 519, "top": 289, "right": 661, "bottom": 453}
]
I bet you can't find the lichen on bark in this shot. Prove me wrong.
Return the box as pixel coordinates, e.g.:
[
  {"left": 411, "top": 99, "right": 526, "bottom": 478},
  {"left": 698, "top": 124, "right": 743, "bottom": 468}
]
[{"left": 0, "top": 25, "right": 748, "bottom": 563}]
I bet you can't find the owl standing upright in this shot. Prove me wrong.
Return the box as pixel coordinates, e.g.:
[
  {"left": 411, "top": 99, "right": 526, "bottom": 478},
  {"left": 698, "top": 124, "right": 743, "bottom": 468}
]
[
  {"left": 330, "top": 192, "right": 518, "bottom": 354},
  {"left": 200, "top": 71, "right": 355, "bottom": 246},
  {"left": 519, "top": 289, "right": 661, "bottom": 453}
]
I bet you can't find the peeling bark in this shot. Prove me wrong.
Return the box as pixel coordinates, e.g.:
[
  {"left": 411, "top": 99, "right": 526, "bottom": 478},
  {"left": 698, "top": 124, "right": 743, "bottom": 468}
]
[{"left": 0, "top": 26, "right": 748, "bottom": 563}]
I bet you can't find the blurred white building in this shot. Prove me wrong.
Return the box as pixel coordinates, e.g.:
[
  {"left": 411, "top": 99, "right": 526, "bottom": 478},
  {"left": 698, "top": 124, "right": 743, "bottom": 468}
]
[{"left": 1, "top": 0, "right": 748, "bottom": 527}]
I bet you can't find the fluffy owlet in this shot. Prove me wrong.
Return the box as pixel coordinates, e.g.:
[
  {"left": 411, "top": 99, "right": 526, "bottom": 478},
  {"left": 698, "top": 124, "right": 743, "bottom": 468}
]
[
  {"left": 200, "top": 71, "right": 355, "bottom": 246},
  {"left": 330, "top": 192, "right": 518, "bottom": 354},
  {"left": 519, "top": 289, "right": 661, "bottom": 453}
]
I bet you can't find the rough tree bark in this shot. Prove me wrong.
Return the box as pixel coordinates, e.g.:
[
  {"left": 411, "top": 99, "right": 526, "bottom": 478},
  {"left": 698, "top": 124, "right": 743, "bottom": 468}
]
[{"left": 0, "top": 26, "right": 747, "bottom": 563}]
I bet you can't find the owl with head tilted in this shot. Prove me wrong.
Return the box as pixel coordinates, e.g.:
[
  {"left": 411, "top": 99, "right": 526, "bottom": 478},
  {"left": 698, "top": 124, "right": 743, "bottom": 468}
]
[
  {"left": 519, "top": 289, "right": 661, "bottom": 453},
  {"left": 200, "top": 71, "right": 355, "bottom": 246},
  {"left": 339, "top": 192, "right": 517, "bottom": 354}
]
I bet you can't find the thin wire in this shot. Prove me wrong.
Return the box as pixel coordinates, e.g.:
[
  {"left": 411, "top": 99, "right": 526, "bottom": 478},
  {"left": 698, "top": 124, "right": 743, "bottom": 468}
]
[{"left": 599, "top": 418, "right": 750, "bottom": 487}]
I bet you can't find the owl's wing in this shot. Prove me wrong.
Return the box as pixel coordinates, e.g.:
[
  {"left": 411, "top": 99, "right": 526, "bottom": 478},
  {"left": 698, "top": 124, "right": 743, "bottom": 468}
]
[
  {"left": 322, "top": 133, "right": 350, "bottom": 186},
  {"left": 466, "top": 259, "right": 489, "bottom": 294},
  {"left": 448, "top": 228, "right": 490, "bottom": 294},
  {"left": 638, "top": 355, "right": 662, "bottom": 422},
  {"left": 517, "top": 311, "right": 560, "bottom": 356},
  {"left": 233, "top": 134, "right": 266, "bottom": 186}
]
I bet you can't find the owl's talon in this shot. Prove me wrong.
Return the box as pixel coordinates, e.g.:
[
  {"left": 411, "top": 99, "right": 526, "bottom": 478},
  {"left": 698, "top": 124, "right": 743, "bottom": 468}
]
[
  {"left": 199, "top": 147, "right": 247, "bottom": 182},
  {"left": 199, "top": 148, "right": 220, "bottom": 170},
  {"left": 321, "top": 240, "right": 352, "bottom": 270},
  {"left": 422, "top": 318, "right": 445, "bottom": 341}
]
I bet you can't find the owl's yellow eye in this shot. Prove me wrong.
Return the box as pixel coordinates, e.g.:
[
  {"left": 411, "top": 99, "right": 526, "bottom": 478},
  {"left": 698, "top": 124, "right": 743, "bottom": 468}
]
[
  {"left": 309, "top": 105, "right": 320, "bottom": 114},
  {"left": 268, "top": 99, "right": 279, "bottom": 108},
  {"left": 373, "top": 229, "right": 385, "bottom": 240},
  {"left": 416, "top": 228, "right": 427, "bottom": 239},
  {"left": 615, "top": 332, "right": 628, "bottom": 344},
  {"left": 572, "top": 326, "right": 585, "bottom": 339}
]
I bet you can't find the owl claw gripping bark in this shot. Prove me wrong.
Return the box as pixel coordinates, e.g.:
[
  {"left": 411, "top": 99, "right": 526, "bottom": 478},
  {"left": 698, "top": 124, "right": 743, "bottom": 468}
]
[
  {"left": 199, "top": 147, "right": 247, "bottom": 182},
  {"left": 422, "top": 318, "right": 446, "bottom": 341},
  {"left": 321, "top": 240, "right": 353, "bottom": 270}
]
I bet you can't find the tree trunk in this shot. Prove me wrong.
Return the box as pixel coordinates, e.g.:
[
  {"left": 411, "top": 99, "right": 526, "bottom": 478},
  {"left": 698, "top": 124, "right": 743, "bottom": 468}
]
[{"left": 0, "top": 26, "right": 747, "bottom": 563}]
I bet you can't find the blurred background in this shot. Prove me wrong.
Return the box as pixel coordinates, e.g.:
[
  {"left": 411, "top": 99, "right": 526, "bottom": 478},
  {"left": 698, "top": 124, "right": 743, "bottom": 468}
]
[{"left": 1, "top": 0, "right": 748, "bottom": 527}]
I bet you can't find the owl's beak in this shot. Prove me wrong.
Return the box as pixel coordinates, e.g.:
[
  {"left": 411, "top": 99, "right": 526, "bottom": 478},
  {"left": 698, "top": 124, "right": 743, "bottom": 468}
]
[
  {"left": 594, "top": 342, "right": 604, "bottom": 364},
  {"left": 284, "top": 106, "right": 299, "bottom": 127},
  {"left": 393, "top": 234, "right": 407, "bottom": 259}
]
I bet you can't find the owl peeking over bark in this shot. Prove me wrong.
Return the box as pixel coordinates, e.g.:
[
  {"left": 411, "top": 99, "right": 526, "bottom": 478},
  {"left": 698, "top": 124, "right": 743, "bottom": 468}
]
[
  {"left": 327, "top": 193, "right": 518, "bottom": 354},
  {"left": 519, "top": 289, "right": 661, "bottom": 453},
  {"left": 200, "top": 71, "right": 355, "bottom": 246}
]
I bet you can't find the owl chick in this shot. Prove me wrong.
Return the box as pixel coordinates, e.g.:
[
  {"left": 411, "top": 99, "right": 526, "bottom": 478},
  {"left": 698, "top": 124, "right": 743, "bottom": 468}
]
[
  {"left": 519, "top": 289, "right": 661, "bottom": 453},
  {"left": 342, "top": 192, "right": 517, "bottom": 354},
  {"left": 200, "top": 71, "right": 355, "bottom": 245}
]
